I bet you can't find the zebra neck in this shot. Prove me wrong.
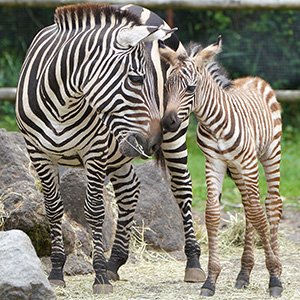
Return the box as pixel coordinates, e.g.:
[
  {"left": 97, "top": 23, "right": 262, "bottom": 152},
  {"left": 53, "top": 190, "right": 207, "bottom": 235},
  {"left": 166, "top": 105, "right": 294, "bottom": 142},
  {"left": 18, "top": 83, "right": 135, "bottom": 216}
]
[{"left": 195, "top": 69, "right": 228, "bottom": 134}]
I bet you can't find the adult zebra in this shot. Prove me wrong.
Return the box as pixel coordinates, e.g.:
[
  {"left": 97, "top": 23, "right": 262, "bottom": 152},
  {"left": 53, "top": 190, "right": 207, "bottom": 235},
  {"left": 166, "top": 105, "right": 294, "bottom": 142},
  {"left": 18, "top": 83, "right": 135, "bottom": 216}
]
[
  {"left": 16, "top": 3, "right": 204, "bottom": 294},
  {"left": 159, "top": 37, "right": 283, "bottom": 297}
]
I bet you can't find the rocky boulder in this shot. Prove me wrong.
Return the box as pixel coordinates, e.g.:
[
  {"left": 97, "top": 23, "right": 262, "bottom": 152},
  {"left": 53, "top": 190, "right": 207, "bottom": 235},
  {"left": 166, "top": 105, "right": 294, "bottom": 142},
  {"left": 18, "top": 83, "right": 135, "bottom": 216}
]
[
  {"left": 0, "top": 129, "right": 50, "bottom": 256},
  {"left": 0, "top": 229, "right": 56, "bottom": 300},
  {"left": 133, "top": 160, "right": 184, "bottom": 252},
  {"left": 0, "top": 129, "right": 94, "bottom": 274}
]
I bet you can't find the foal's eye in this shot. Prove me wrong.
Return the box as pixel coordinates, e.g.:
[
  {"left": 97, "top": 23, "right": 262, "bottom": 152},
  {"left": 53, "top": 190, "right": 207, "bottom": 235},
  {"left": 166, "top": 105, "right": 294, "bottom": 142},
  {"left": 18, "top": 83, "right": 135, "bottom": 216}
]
[
  {"left": 186, "top": 85, "right": 196, "bottom": 93},
  {"left": 129, "top": 75, "right": 144, "bottom": 84}
]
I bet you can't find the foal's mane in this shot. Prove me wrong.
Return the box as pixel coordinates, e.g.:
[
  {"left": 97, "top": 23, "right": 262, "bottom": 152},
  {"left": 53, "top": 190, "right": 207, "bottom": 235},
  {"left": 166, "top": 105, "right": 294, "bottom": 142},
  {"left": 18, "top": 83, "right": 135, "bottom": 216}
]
[
  {"left": 186, "top": 42, "right": 233, "bottom": 90},
  {"left": 54, "top": 3, "right": 141, "bottom": 29}
]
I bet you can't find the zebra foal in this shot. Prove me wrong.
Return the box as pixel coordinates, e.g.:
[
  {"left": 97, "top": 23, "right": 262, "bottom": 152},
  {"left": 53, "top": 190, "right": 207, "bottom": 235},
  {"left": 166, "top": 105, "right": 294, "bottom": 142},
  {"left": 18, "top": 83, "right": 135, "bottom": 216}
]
[
  {"left": 159, "top": 37, "right": 283, "bottom": 297},
  {"left": 16, "top": 3, "right": 175, "bottom": 294}
]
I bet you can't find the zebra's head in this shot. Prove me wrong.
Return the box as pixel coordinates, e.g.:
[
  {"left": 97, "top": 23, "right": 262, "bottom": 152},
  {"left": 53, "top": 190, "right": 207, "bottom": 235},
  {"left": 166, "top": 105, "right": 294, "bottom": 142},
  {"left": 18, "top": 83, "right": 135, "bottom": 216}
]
[
  {"left": 159, "top": 36, "right": 222, "bottom": 132},
  {"left": 78, "top": 6, "right": 177, "bottom": 159}
]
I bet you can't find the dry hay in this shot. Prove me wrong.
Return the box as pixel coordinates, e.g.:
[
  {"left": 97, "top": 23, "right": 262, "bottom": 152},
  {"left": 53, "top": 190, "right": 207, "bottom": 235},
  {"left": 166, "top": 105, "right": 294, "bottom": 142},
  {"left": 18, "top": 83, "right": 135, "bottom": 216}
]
[{"left": 54, "top": 212, "right": 300, "bottom": 299}]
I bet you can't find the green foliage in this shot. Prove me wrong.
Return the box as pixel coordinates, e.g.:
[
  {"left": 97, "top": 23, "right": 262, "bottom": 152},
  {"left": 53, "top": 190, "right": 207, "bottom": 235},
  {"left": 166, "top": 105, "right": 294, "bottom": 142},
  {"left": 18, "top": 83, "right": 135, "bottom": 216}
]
[
  {"left": 0, "top": 39, "right": 24, "bottom": 87},
  {"left": 0, "top": 8, "right": 54, "bottom": 132},
  {"left": 172, "top": 10, "right": 300, "bottom": 91},
  {"left": 0, "top": 101, "right": 18, "bottom": 131}
]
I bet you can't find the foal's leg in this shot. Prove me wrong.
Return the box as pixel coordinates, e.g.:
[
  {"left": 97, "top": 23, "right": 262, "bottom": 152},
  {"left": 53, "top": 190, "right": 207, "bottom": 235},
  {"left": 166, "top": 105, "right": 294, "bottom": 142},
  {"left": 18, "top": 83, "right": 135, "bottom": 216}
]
[
  {"left": 27, "top": 144, "right": 66, "bottom": 287},
  {"left": 260, "top": 142, "right": 282, "bottom": 258},
  {"left": 260, "top": 143, "right": 283, "bottom": 297},
  {"left": 240, "top": 158, "right": 282, "bottom": 297},
  {"left": 162, "top": 119, "right": 205, "bottom": 282},
  {"left": 229, "top": 170, "right": 255, "bottom": 289},
  {"left": 106, "top": 163, "right": 140, "bottom": 281},
  {"left": 200, "top": 160, "right": 227, "bottom": 297}
]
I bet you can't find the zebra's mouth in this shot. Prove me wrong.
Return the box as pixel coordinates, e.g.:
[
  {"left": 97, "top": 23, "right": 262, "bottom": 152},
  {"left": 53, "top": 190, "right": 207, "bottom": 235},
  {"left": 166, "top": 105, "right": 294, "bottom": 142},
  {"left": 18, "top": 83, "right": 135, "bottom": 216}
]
[{"left": 119, "top": 133, "right": 151, "bottom": 159}]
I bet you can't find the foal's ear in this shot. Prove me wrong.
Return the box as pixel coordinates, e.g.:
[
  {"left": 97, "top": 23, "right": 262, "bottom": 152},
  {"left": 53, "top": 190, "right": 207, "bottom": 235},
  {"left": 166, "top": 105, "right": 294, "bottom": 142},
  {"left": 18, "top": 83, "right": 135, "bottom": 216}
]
[
  {"left": 158, "top": 40, "right": 180, "bottom": 66},
  {"left": 195, "top": 35, "right": 222, "bottom": 70}
]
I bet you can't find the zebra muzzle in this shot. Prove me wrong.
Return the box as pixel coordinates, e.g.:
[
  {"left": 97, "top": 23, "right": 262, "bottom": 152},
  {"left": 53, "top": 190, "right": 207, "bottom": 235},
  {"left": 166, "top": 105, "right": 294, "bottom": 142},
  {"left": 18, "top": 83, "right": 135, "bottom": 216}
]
[
  {"left": 162, "top": 110, "right": 181, "bottom": 132},
  {"left": 119, "top": 134, "right": 150, "bottom": 159},
  {"left": 119, "top": 131, "right": 162, "bottom": 159}
]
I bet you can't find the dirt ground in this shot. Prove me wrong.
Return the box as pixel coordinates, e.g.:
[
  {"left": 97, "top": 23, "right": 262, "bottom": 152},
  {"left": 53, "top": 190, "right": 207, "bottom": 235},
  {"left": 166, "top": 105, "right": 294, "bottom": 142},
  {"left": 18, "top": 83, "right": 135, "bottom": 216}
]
[{"left": 54, "top": 210, "right": 300, "bottom": 300}]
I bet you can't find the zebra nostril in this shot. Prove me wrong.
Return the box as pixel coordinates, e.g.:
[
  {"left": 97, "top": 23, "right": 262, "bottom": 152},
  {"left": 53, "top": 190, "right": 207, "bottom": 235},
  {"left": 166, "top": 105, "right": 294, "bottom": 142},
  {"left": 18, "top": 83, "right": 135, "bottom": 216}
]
[{"left": 162, "top": 110, "right": 181, "bottom": 132}]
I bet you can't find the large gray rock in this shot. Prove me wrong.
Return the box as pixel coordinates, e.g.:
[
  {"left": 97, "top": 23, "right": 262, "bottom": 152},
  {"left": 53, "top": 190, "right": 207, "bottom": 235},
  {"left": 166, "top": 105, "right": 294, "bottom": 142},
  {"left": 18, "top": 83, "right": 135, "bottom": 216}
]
[
  {"left": 133, "top": 160, "right": 184, "bottom": 252},
  {"left": 61, "top": 160, "right": 185, "bottom": 252},
  {"left": 0, "top": 129, "right": 94, "bottom": 274},
  {"left": 0, "top": 229, "right": 56, "bottom": 300},
  {"left": 0, "top": 129, "right": 50, "bottom": 256}
]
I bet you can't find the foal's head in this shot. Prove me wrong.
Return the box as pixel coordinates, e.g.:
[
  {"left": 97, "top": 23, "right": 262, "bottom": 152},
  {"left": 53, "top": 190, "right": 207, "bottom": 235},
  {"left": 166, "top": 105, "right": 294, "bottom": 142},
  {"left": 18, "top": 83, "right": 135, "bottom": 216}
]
[{"left": 159, "top": 36, "right": 222, "bottom": 132}]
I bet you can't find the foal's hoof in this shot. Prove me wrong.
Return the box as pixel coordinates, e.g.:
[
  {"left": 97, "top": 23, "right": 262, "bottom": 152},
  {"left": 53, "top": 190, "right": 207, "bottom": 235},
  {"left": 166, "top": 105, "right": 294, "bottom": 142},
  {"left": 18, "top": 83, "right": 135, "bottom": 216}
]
[
  {"left": 49, "top": 279, "right": 66, "bottom": 288},
  {"left": 184, "top": 267, "right": 206, "bottom": 282},
  {"left": 201, "top": 278, "right": 215, "bottom": 297},
  {"left": 200, "top": 288, "right": 215, "bottom": 297},
  {"left": 235, "top": 279, "right": 249, "bottom": 289},
  {"left": 93, "top": 283, "right": 113, "bottom": 294},
  {"left": 107, "top": 269, "right": 120, "bottom": 281},
  {"left": 269, "top": 286, "right": 283, "bottom": 298}
]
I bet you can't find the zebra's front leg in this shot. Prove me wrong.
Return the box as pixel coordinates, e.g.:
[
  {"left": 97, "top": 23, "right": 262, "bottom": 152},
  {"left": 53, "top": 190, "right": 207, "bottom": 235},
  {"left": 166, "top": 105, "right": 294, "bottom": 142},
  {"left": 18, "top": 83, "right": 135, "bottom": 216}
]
[
  {"left": 200, "top": 160, "right": 226, "bottom": 297},
  {"left": 235, "top": 217, "right": 255, "bottom": 289},
  {"left": 84, "top": 154, "right": 112, "bottom": 294},
  {"left": 230, "top": 170, "right": 255, "bottom": 289},
  {"left": 106, "top": 163, "right": 139, "bottom": 281},
  {"left": 162, "top": 122, "right": 205, "bottom": 283},
  {"left": 29, "top": 150, "right": 66, "bottom": 287}
]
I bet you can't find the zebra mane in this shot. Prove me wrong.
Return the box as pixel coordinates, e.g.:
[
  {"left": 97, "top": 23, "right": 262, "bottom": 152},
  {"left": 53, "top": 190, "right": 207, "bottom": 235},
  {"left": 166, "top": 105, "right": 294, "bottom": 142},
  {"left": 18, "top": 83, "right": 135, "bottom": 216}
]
[
  {"left": 186, "top": 42, "right": 233, "bottom": 90},
  {"left": 54, "top": 3, "right": 142, "bottom": 29}
]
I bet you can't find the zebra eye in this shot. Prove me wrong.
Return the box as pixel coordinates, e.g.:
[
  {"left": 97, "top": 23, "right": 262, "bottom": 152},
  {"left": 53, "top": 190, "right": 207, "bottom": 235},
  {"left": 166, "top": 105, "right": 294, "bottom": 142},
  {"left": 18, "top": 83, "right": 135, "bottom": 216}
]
[
  {"left": 129, "top": 75, "right": 144, "bottom": 84},
  {"left": 186, "top": 85, "right": 196, "bottom": 93}
]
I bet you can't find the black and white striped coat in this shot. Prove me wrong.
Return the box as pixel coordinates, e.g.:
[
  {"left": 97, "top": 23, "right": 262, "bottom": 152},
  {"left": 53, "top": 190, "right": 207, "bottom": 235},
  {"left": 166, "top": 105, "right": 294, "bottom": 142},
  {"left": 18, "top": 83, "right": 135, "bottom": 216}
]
[{"left": 16, "top": 4, "right": 205, "bottom": 294}]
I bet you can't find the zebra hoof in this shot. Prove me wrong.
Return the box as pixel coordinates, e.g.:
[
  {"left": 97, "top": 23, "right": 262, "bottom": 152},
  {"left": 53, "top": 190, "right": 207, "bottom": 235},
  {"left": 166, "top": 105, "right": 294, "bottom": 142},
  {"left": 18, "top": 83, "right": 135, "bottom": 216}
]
[
  {"left": 200, "top": 288, "right": 215, "bottom": 297},
  {"left": 107, "top": 269, "right": 120, "bottom": 281},
  {"left": 93, "top": 283, "right": 113, "bottom": 294},
  {"left": 49, "top": 279, "right": 66, "bottom": 288},
  {"left": 184, "top": 267, "right": 206, "bottom": 282},
  {"left": 269, "top": 286, "right": 283, "bottom": 298},
  {"left": 235, "top": 279, "right": 249, "bottom": 289}
]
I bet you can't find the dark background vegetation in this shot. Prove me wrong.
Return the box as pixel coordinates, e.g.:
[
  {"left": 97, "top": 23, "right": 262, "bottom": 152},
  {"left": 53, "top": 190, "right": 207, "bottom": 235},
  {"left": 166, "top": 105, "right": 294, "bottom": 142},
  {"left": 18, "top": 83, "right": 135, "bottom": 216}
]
[
  {"left": 0, "top": 8, "right": 300, "bottom": 129},
  {"left": 0, "top": 6, "right": 299, "bottom": 206}
]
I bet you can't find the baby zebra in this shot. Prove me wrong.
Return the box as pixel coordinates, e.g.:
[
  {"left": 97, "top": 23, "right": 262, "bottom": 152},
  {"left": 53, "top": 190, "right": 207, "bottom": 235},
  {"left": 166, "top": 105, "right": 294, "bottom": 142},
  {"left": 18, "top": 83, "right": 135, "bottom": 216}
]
[{"left": 159, "top": 37, "right": 283, "bottom": 297}]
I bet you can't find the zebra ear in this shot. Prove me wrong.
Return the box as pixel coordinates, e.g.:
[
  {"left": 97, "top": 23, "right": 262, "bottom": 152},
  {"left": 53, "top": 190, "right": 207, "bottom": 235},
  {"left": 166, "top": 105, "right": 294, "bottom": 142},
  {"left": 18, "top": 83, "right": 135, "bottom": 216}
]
[
  {"left": 117, "top": 25, "right": 177, "bottom": 48},
  {"left": 158, "top": 40, "right": 180, "bottom": 66},
  {"left": 194, "top": 35, "right": 222, "bottom": 70}
]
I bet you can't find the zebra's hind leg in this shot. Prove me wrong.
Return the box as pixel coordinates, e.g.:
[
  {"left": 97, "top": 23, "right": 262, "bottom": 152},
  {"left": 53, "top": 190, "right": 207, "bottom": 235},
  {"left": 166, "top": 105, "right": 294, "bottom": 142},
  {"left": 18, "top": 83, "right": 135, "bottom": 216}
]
[
  {"left": 28, "top": 147, "right": 66, "bottom": 287},
  {"left": 162, "top": 125, "right": 205, "bottom": 283},
  {"left": 106, "top": 164, "right": 139, "bottom": 281},
  {"left": 260, "top": 144, "right": 283, "bottom": 297},
  {"left": 83, "top": 151, "right": 113, "bottom": 294},
  {"left": 241, "top": 161, "right": 282, "bottom": 298}
]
